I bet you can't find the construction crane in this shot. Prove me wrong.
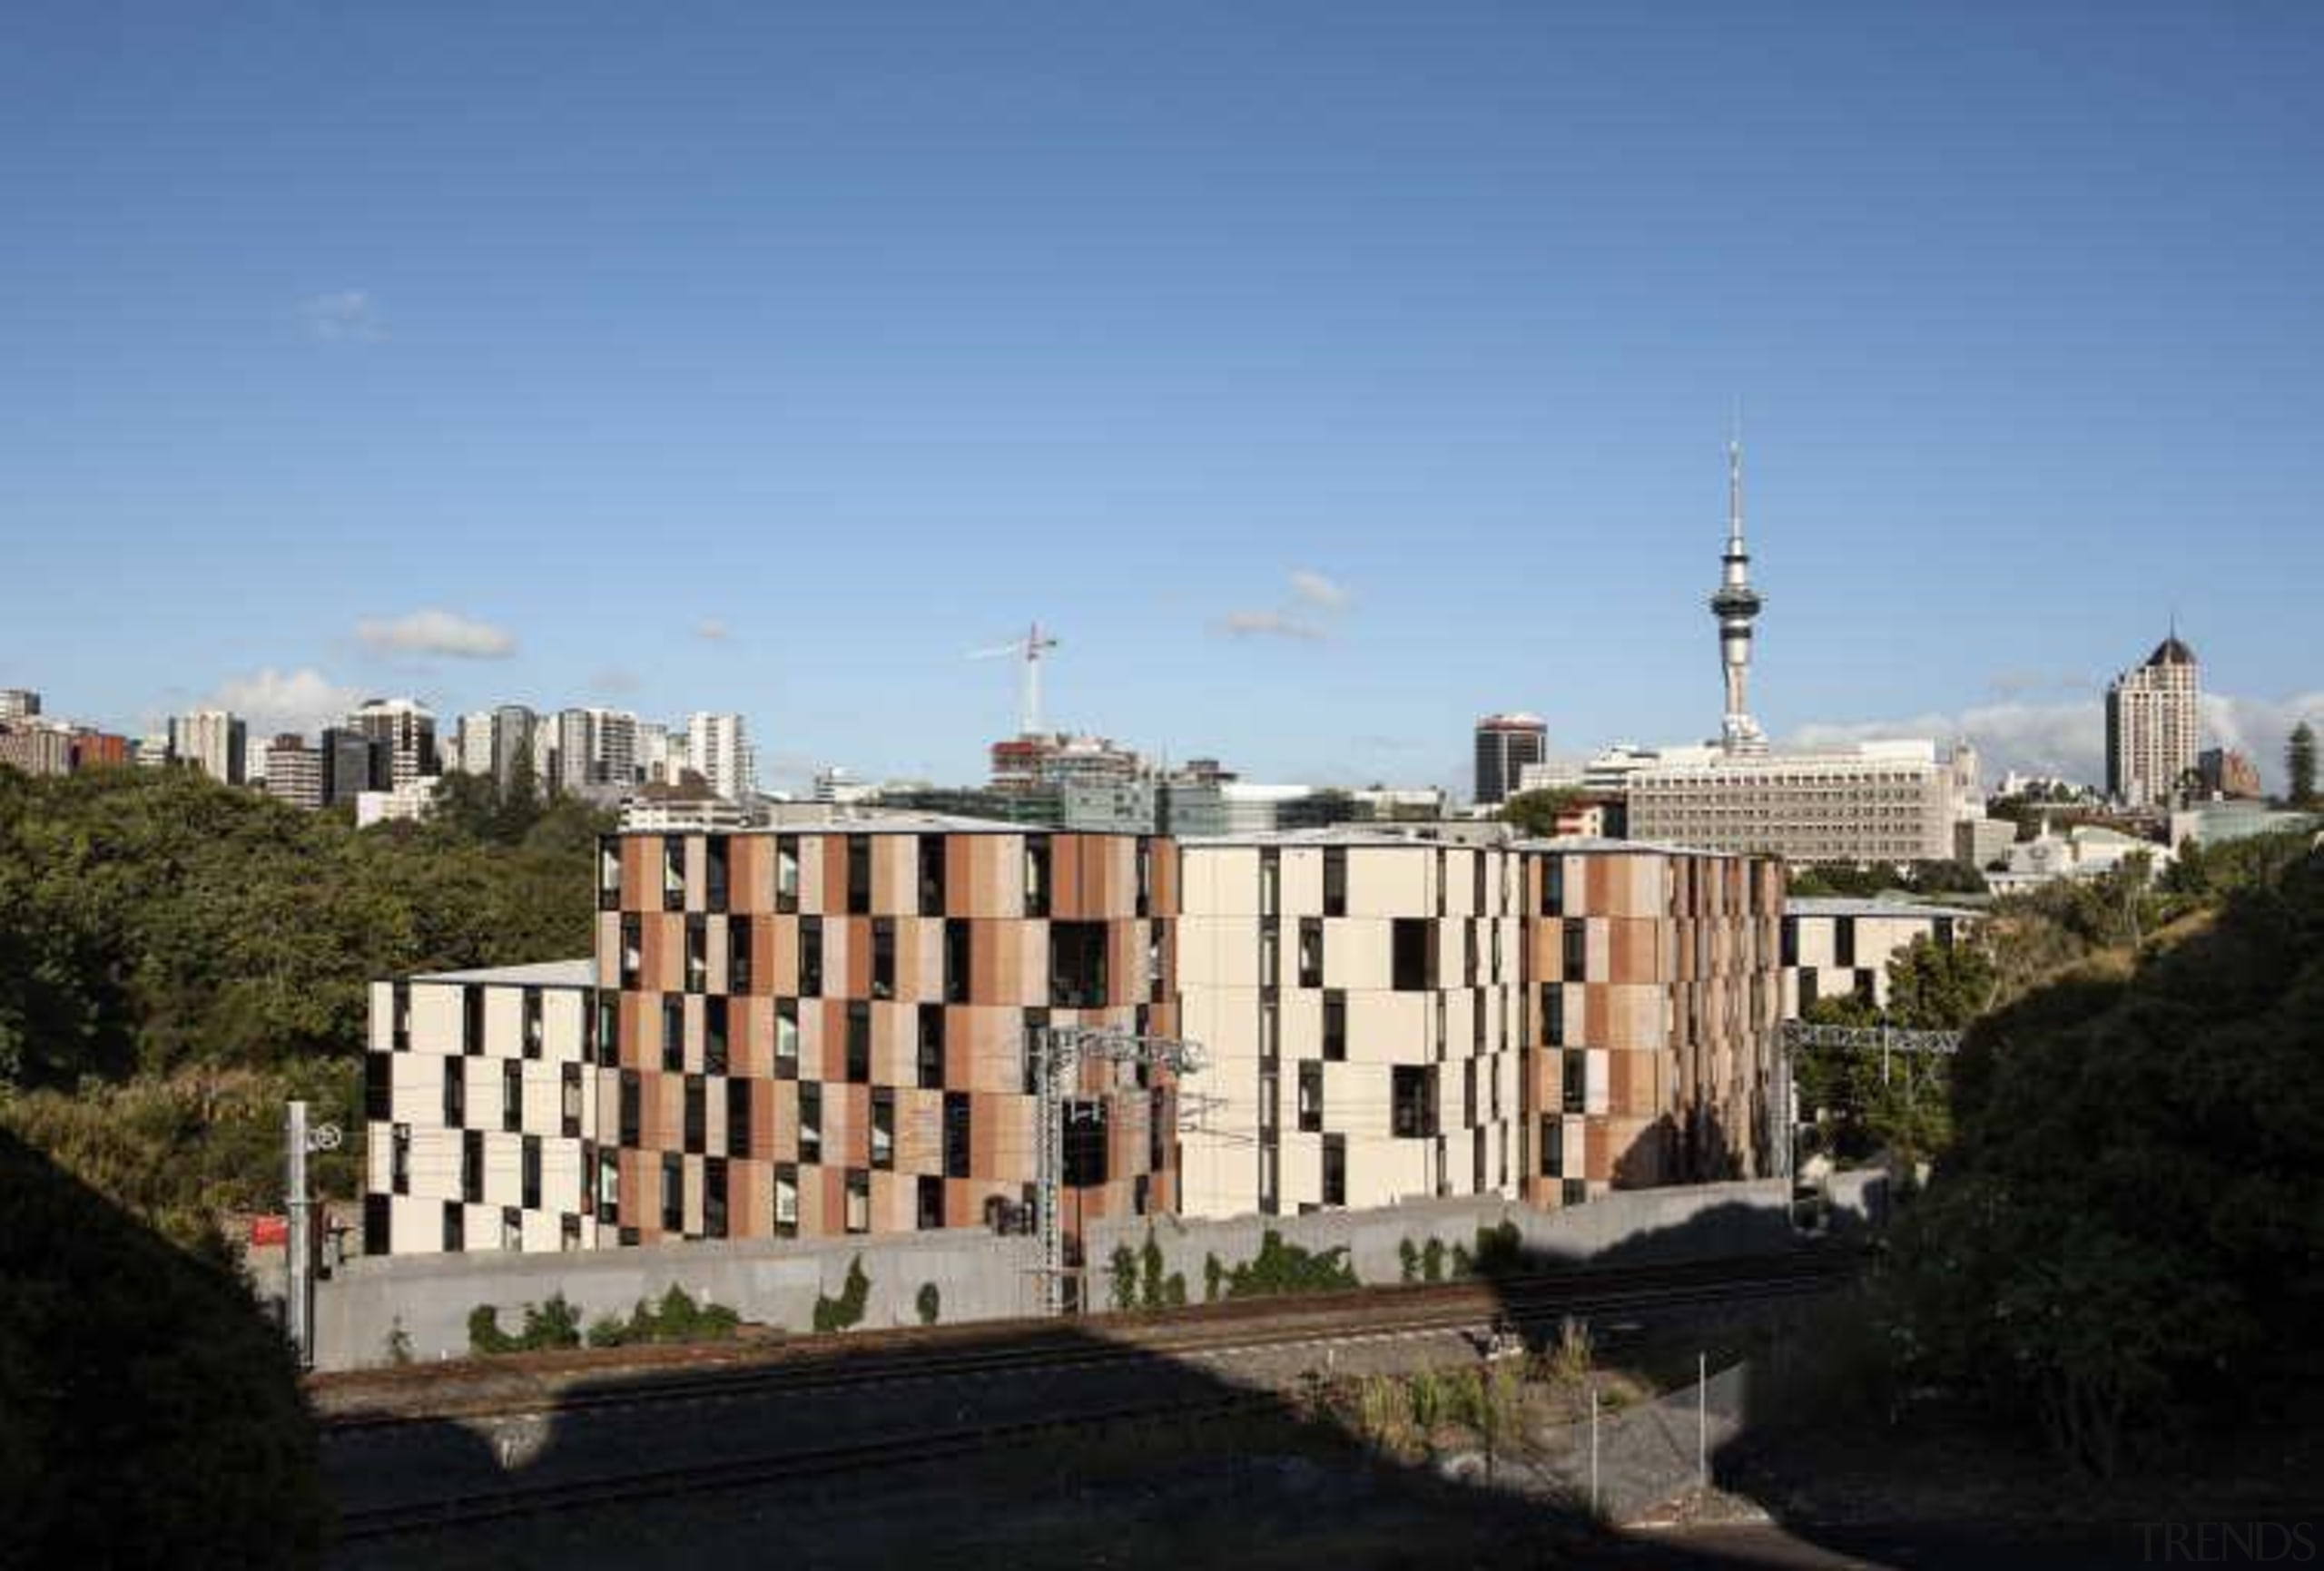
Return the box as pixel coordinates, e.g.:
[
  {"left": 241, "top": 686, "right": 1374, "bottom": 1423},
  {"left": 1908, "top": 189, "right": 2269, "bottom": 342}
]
[{"left": 968, "top": 623, "right": 1059, "bottom": 737}]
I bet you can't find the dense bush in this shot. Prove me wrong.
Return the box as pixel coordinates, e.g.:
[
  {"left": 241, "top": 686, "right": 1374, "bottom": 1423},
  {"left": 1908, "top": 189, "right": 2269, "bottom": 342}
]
[
  {"left": 812, "top": 1256, "right": 871, "bottom": 1333},
  {"left": 1221, "top": 1231, "right": 1359, "bottom": 1299}
]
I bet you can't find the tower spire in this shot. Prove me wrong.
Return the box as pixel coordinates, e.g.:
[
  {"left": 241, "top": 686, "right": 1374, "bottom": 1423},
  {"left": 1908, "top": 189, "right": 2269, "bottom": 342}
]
[{"left": 1709, "top": 415, "right": 1767, "bottom": 753}]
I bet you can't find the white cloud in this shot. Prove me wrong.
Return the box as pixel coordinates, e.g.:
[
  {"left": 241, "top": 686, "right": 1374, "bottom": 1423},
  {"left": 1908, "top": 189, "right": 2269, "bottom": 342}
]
[
  {"left": 591, "top": 667, "right": 642, "bottom": 698},
  {"left": 1213, "top": 609, "right": 1324, "bottom": 642},
  {"left": 694, "top": 618, "right": 731, "bottom": 643},
  {"left": 205, "top": 668, "right": 364, "bottom": 737},
  {"left": 1289, "top": 569, "right": 1352, "bottom": 611},
  {"left": 1790, "top": 689, "right": 2324, "bottom": 795},
  {"left": 301, "top": 290, "right": 385, "bottom": 344},
  {"left": 355, "top": 609, "right": 517, "bottom": 660}
]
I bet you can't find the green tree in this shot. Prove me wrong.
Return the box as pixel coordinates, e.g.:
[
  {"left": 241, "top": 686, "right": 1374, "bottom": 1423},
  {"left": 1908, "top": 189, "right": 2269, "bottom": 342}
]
[
  {"left": 1499, "top": 788, "right": 1582, "bottom": 838},
  {"left": 2290, "top": 721, "right": 2319, "bottom": 808}
]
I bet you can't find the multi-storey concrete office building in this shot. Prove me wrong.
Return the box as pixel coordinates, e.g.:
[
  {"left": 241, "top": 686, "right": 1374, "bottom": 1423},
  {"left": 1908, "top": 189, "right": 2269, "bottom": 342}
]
[
  {"left": 262, "top": 733, "right": 324, "bottom": 810},
  {"left": 348, "top": 698, "right": 438, "bottom": 792},
  {"left": 169, "top": 708, "right": 246, "bottom": 786},
  {"left": 1778, "top": 897, "right": 1979, "bottom": 1016},
  {"left": 590, "top": 815, "right": 1179, "bottom": 1248},
  {"left": 1473, "top": 713, "right": 1548, "bottom": 808},
  {"left": 1625, "top": 740, "right": 1960, "bottom": 864},
  {"left": 362, "top": 959, "right": 598, "bottom": 1256}
]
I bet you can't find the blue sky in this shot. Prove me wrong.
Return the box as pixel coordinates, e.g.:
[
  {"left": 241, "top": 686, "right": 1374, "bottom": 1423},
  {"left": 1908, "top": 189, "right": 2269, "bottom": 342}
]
[{"left": 4, "top": 2, "right": 2319, "bottom": 793}]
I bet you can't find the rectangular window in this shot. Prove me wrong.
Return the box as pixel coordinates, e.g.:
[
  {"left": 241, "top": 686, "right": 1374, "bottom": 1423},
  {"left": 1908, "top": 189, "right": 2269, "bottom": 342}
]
[
  {"left": 773, "top": 1163, "right": 800, "bottom": 1238},
  {"left": 1836, "top": 916, "right": 1857, "bottom": 968},
  {"left": 943, "top": 919, "right": 971, "bottom": 1005},
  {"left": 1563, "top": 1178, "right": 1588, "bottom": 1208},
  {"left": 1562, "top": 1051, "right": 1586, "bottom": 1114},
  {"left": 1472, "top": 851, "right": 1487, "bottom": 918},
  {"left": 1024, "top": 836, "right": 1051, "bottom": 918},
  {"left": 1392, "top": 919, "right": 1433, "bottom": 991},
  {"left": 662, "top": 996, "right": 684, "bottom": 1072},
  {"left": 1062, "top": 1099, "right": 1107, "bottom": 1187},
  {"left": 461, "top": 1130, "right": 483, "bottom": 1203},
  {"left": 799, "top": 1083, "right": 822, "bottom": 1164},
  {"left": 684, "top": 1075, "right": 706, "bottom": 1154},
  {"left": 1259, "top": 849, "right": 1280, "bottom": 917},
  {"left": 775, "top": 835, "right": 801, "bottom": 913},
  {"left": 845, "top": 1001, "right": 871, "bottom": 1083},
  {"left": 918, "top": 834, "right": 947, "bottom": 917},
  {"left": 1258, "top": 1072, "right": 1279, "bottom": 1134},
  {"left": 364, "top": 1193, "right": 391, "bottom": 1255},
  {"left": 1297, "top": 918, "right": 1323, "bottom": 989},
  {"left": 1540, "top": 1115, "right": 1562, "bottom": 1177},
  {"left": 872, "top": 918, "right": 896, "bottom": 1000},
  {"left": 522, "top": 987, "right": 545, "bottom": 1060},
  {"left": 443, "top": 1059, "right": 466, "bottom": 1128},
  {"left": 1562, "top": 919, "right": 1588, "bottom": 981},
  {"left": 1323, "top": 846, "right": 1347, "bottom": 917},
  {"left": 846, "top": 834, "right": 872, "bottom": 916},
  {"left": 684, "top": 915, "right": 708, "bottom": 994},
  {"left": 918, "top": 1174, "right": 944, "bottom": 1231},
  {"left": 705, "top": 997, "right": 729, "bottom": 1075},
  {"left": 390, "top": 1123, "right": 410, "bottom": 1192},
  {"left": 522, "top": 1135, "right": 542, "bottom": 1210},
  {"left": 443, "top": 1202, "right": 463, "bottom": 1253},
  {"left": 871, "top": 1088, "right": 895, "bottom": 1170},
  {"left": 775, "top": 998, "right": 800, "bottom": 1079},
  {"left": 620, "top": 915, "right": 643, "bottom": 990},
  {"left": 596, "top": 1149, "right": 619, "bottom": 1225},
  {"left": 845, "top": 1170, "right": 871, "bottom": 1234},
  {"left": 663, "top": 837, "right": 686, "bottom": 911},
  {"left": 1322, "top": 991, "right": 1346, "bottom": 1062},
  {"left": 726, "top": 1077, "right": 753, "bottom": 1158},
  {"left": 1322, "top": 1134, "right": 1346, "bottom": 1207},
  {"left": 364, "top": 1054, "right": 391, "bottom": 1122},
  {"left": 1136, "top": 840, "right": 1152, "bottom": 917},
  {"left": 661, "top": 1153, "right": 684, "bottom": 1233},
  {"left": 596, "top": 994, "right": 618, "bottom": 1066},
  {"left": 1297, "top": 1062, "right": 1324, "bottom": 1133},
  {"left": 502, "top": 1059, "right": 523, "bottom": 1133},
  {"left": 1797, "top": 970, "right": 1820, "bottom": 1011},
  {"left": 391, "top": 980, "right": 411, "bottom": 1050},
  {"left": 618, "top": 1070, "right": 641, "bottom": 1145},
  {"left": 1463, "top": 1058, "right": 1477, "bottom": 1129},
  {"left": 462, "top": 985, "right": 486, "bottom": 1056},
  {"left": 1258, "top": 921, "right": 1280, "bottom": 987},
  {"left": 1779, "top": 917, "right": 1799, "bottom": 968},
  {"left": 729, "top": 915, "right": 754, "bottom": 994},
  {"left": 1392, "top": 1065, "right": 1436, "bottom": 1139},
  {"left": 704, "top": 1156, "right": 728, "bottom": 1239},
  {"left": 562, "top": 1063, "right": 584, "bottom": 1138},
  {"left": 1049, "top": 922, "right": 1108, "bottom": 1009},
  {"left": 800, "top": 917, "right": 823, "bottom": 997},
  {"left": 943, "top": 1092, "right": 971, "bottom": 1179},
  {"left": 1258, "top": 992, "right": 1280, "bottom": 1070},
  {"left": 1541, "top": 986, "right": 1565, "bottom": 1047},
  {"left": 599, "top": 839, "right": 623, "bottom": 910},
  {"left": 917, "top": 1005, "right": 945, "bottom": 1089},
  {"left": 705, "top": 837, "right": 730, "bottom": 913},
  {"left": 1259, "top": 1144, "right": 1279, "bottom": 1215}
]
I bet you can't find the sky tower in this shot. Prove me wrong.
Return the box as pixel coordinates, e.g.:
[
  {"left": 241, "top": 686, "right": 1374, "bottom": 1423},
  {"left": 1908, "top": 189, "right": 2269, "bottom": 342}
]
[{"left": 1709, "top": 426, "right": 1768, "bottom": 753}]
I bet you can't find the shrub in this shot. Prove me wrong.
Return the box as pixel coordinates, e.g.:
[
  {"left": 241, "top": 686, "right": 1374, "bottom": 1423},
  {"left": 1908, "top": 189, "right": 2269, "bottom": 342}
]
[
  {"left": 384, "top": 1317, "right": 413, "bottom": 1367},
  {"left": 1472, "top": 1221, "right": 1523, "bottom": 1278},
  {"left": 1421, "top": 1237, "right": 1445, "bottom": 1283},
  {"left": 916, "top": 1282, "right": 940, "bottom": 1327},
  {"left": 1204, "top": 1252, "right": 1225, "bottom": 1303},
  {"left": 521, "top": 1292, "right": 583, "bottom": 1351},
  {"left": 1398, "top": 1238, "right": 1419, "bottom": 1284},
  {"left": 1223, "top": 1230, "right": 1359, "bottom": 1300},
  {"left": 586, "top": 1312, "right": 630, "bottom": 1350},
  {"left": 1139, "top": 1231, "right": 1167, "bottom": 1311},
  {"left": 812, "top": 1256, "right": 871, "bottom": 1334},
  {"left": 1109, "top": 1242, "right": 1138, "bottom": 1312},
  {"left": 468, "top": 1304, "right": 516, "bottom": 1356},
  {"left": 1164, "top": 1272, "right": 1187, "bottom": 1308}
]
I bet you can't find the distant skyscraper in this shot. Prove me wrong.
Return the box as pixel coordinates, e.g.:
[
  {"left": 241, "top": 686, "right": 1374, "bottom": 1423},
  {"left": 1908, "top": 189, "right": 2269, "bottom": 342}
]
[
  {"left": 686, "top": 712, "right": 755, "bottom": 800},
  {"left": 491, "top": 705, "right": 537, "bottom": 791},
  {"left": 1472, "top": 713, "right": 1548, "bottom": 806},
  {"left": 320, "top": 727, "right": 382, "bottom": 804},
  {"left": 2106, "top": 632, "right": 2201, "bottom": 808},
  {"left": 1709, "top": 428, "right": 1768, "bottom": 753},
  {"left": 556, "top": 707, "right": 638, "bottom": 793},
  {"left": 348, "top": 698, "right": 438, "bottom": 791},
  {"left": 168, "top": 709, "right": 247, "bottom": 786},
  {"left": 454, "top": 712, "right": 497, "bottom": 777},
  {"left": 263, "top": 733, "right": 324, "bottom": 810},
  {"left": 0, "top": 689, "right": 38, "bottom": 724},
  {"left": 2196, "top": 746, "right": 2262, "bottom": 801}
]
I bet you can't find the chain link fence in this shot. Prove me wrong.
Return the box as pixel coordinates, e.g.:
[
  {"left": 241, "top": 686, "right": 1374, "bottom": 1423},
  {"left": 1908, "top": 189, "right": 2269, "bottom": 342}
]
[{"left": 1508, "top": 1359, "right": 1753, "bottom": 1525}]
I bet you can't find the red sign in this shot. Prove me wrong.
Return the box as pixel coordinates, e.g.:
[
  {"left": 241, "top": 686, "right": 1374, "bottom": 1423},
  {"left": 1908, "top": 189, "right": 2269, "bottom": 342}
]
[{"left": 249, "top": 1215, "right": 289, "bottom": 1247}]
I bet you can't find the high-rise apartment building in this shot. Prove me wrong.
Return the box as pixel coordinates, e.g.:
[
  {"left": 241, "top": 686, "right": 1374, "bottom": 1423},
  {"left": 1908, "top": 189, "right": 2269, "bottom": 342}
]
[
  {"left": 1473, "top": 714, "right": 1547, "bottom": 807},
  {"left": 168, "top": 710, "right": 247, "bottom": 786},
  {"left": 348, "top": 698, "right": 438, "bottom": 791},
  {"left": 2106, "top": 634, "right": 2201, "bottom": 807},
  {"left": 0, "top": 722, "right": 74, "bottom": 777},
  {"left": 556, "top": 707, "right": 639, "bottom": 794},
  {"left": 454, "top": 712, "right": 497, "bottom": 778},
  {"left": 263, "top": 733, "right": 324, "bottom": 810},
  {"left": 0, "top": 689, "right": 38, "bottom": 724},
  {"left": 686, "top": 712, "right": 755, "bottom": 801}
]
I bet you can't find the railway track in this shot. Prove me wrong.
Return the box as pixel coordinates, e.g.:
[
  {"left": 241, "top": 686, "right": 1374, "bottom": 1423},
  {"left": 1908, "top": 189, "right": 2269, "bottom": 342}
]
[
  {"left": 320, "top": 1248, "right": 1855, "bottom": 1437},
  {"left": 330, "top": 1251, "right": 1856, "bottom": 1542}
]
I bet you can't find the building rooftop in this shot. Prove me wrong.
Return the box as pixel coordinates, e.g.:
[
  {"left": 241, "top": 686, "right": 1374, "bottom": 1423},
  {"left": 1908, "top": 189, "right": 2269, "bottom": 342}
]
[
  {"left": 613, "top": 810, "right": 1137, "bottom": 838},
  {"left": 2145, "top": 634, "right": 2198, "bottom": 667},
  {"left": 1181, "top": 826, "right": 1749, "bottom": 859},
  {"left": 411, "top": 957, "right": 596, "bottom": 988},
  {"left": 1783, "top": 897, "right": 1983, "bottom": 920}
]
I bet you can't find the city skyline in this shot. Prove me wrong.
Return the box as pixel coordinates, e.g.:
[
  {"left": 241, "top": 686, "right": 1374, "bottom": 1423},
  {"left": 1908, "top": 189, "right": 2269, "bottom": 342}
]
[{"left": 5, "top": 5, "right": 2320, "bottom": 791}]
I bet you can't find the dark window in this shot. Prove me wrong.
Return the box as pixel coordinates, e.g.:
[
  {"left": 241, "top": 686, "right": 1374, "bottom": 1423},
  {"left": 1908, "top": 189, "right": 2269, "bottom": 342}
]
[
  {"left": 1259, "top": 1073, "right": 1278, "bottom": 1134},
  {"left": 1150, "top": 1086, "right": 1168, "bottom": 1173},
  {"left": 729, "top": 916, "right": 754, "bottom": 994},
  {"left": 1562, "top": 1051, "right": 1586, "bottom": 1113},
  {"left": 1835, "top": 917, "right": 1857, "bottom": 968},
  {"left": 1392, "top": 919, "right": 1433, "bottom": 991},
  {"left": 619, "top": 915, "right": 642, "bottom": 989},
  {"left": 391, "top": 980, "right": 411, "bottom": 1049},
  {"left": 1935, "top": 917, "right": 1955, "bottom": 948},
  {"left": 364, "top": 1054, "right": 391, "bottom": 1122},
  {"left": 1541, "top": 986, "right": 1565, "bottom": 1046},
  {"left": 598, "top": 839, "right": 622, "bottom": 911},
  {"left": 1473, "top": 851, "right": 1487, "bottom": 917},
  {"left": 846, "top": 834, "right": 872, "bottom": 916},
  {"left": 1562, "top": 919, "right": 1587, "bottom": 981},
  {"left": 775, "top": 835, "right": 800, "bottom": 914},
  {"left": 522, "top": 987, "right": 545, "bottom": 1060},
  {"left": 799, "top": 1084, "right": 822, "bottom": 1164},
  {"left": 561, "top": 1213, "right": 581, "bottom": 1251},
  {"left": 1022, "top": 1008, "right": 1047, "bottom": 1094},
  {"left": 1259, "top": 920, "right": 1280, "bottom": 985},
  {"left": 1049, "top": 922, "right": 1108, "bottom": 1009},
  {"left": 1297, "top": 1062, "right": 1324, "bottom": 1133},
  {"left": 704, "top": 1156, "right": 728, "bottom": 1238},
  {"left": 918, "top": 1174, "right": 945, "bottom": 1231},
  {"left": 363, "top": 1193, "right": 390, "bottom": 1255},
  {"left": 845, "top": 1001, "right": 871, "bottom": 1083},
  {"left": 1259, "top": 848, "right": 1280, "bottom": 916},
  {"left": 1797, "top": 970, "right": 1820, "bottom": 1011},
  {"left": 943, "top": 919, "right": 971, "bottom": 1004},
  {"left": 1322, "top": 991, "right": 1346, "bottom": 1062},
  {"left": 390, "top": 1123, "right": 410, "bottom": 1193},
  {"left": 1540, "top": 1116, "right": 1562, "bottom": 1177},
  {"left": 1259, "top": 992, "right": 1280, "bottom": 1070},
  {"left": 1259, "top": 1144, "right": 1279, "bottom": 1215},
  {"left": 522, "top": 1135, "right": 542, "bottom": 1210},
  {"left": 1024, "top": 836, "right": 1051, "bottom": 918},
  {"left": 443, "top": 1059, "right": 466, "bottom": 1128},
  {"left": 800, "top": 917, "right": 823, "bottom": 997},
  {"left": 845, "top": 1169, "right": 871, "bottom": 1234},
  {"left": 661, "top": 1153, "right": 684, "bottom": 1232},
  {"left": 1322, "top": 1134, "right": 1346, "bottom": 1206},
  {"left": 775, "top": 998, "right": 799, "bottom": 1079},
  {"left": 1780, "top": 917, "right": 1799, "bottom": 967},
  {"left": 684, "top": 915, "right": 708, "bottom": 994},
  {"left": 662, "top": 996, "right": 684, "bottom": 1072},
  {"left": 871, "top": 1088, "right": 895, "bottom": 1170},
  {"left": 727, "top": 1078, "right": 753, "bottom": 1158},
  {"left": 443, "top": 1201, "right": 463, "bottom": 1253},
  {"left": 618, "top": 1068, "right": 642, "bottom": 1144},
  {"left": 705, "top": 837, "right": 730, "bottom": 912},
  {"left": 684, "top": 1075, "right": 706, "bottom": 1154},
  {"left": 872, "top": 918, "right": 896, "bottom": 1000},
  {"left": 561, "top": 1063, "right": 583, "bottom": 1138},
  {"left": 596, "top": 995, "right": 617, "bottom": 1067},
  {"left": 1297, "top": 918, "right": 1324, "bottom": 989},
  {"left": 917, "top": 1006, "right": 946, "bottom": 1089},
  {"left": 1392, "top": 1066, "right": 1436, "bottom": 1139},
  {"left": 1323, "top": 846, "right": 1347, "bottom": 917},
  {"left": 1136, "top": 840, "right": 1152, "bottom": 917},
  {"left": 461, "top": 1130, "right": 483, "bottom": 1203},
  {"left": 918, "top": 835, "right": 947, "bottom": 916},
  {"left": 502, "top": 1059, "right": 523, "bottom": 1133},
  {"left": 773, "top": 1163, "right": 799, "bottom": 1238},
  {"left": 597, "top": 1147, "right": 618, "bottom": 1223},
  {"left": 943, "top": 1092, "right": 971, "bottom": 1179},
  {"left": 1062, "top": 1099, "right": 1107, "bottom": 1187},
  {"left": 1854, "top": 969, "right": 1876, "bottom": 1004},
  {"left": 1463, "top": 1059, "right": 1477, "bottom": 1128},
  {"left": 705, "top": 997, "right": 729, "bottom": 1075},
  {"left": 1562, "top": 1178, "right": 1588, "bottom": 1208},
  {"left": 463, "top": 985, "right": 487, "bottom": 1056},
  {"left": 663, "top": 838, "right": 686, "bottom": 911}
]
